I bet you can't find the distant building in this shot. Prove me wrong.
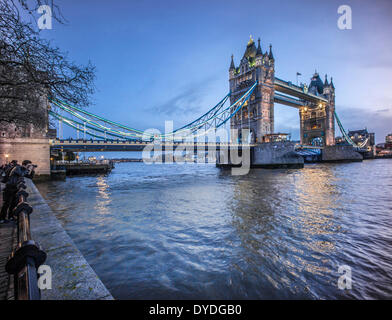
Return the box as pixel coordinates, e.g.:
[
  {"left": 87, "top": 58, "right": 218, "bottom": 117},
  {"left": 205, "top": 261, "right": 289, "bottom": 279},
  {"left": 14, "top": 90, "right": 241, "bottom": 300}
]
[
  {"left": 336, "top": 130, "right": 375, "bottom": 149},
  {"left": 375, "top": 134, "right": 392, "bottom": 156},
  {"left": 386, "top": 133, "right": 392, "bottom": 149},
  {"left": 376, "top": 143, "right": 386, "bottom": 152},
  {"left": 335, "top": 136, "right": 349, "bottom": 145},
  {"left": 347, "top": 129, "right": 375, "bottom": 148}
]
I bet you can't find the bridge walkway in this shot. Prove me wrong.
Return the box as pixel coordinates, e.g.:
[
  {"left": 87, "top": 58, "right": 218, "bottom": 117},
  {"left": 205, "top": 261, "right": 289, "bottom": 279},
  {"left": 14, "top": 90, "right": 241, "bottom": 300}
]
[{"left": 0, "top": 183, "right": 16, "bottom": 300}]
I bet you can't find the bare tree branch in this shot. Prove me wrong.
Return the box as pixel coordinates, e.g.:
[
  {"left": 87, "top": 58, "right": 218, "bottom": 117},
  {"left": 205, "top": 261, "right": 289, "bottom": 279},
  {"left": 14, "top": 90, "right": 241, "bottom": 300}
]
[{"left": 0, "top": 0, "right": 96, "bottom": 128}]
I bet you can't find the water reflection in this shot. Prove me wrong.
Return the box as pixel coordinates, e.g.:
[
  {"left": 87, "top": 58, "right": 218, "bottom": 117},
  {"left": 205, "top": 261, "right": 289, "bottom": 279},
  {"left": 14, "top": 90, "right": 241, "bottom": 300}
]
[{"left": 95, "top": 176, "right": 111, "bottom": 216}]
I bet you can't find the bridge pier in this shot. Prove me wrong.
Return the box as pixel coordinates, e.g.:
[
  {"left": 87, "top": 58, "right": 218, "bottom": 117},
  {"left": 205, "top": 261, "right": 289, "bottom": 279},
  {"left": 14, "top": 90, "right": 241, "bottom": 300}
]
[
  {"left": 321, "top": 145, "right": 363, "bottom": 162},
  {"left": 251, "top": 142, "right": 304, "bottom": 168},
  {"left": 216, "top": 142, "right": 304, "bottom": 169}
]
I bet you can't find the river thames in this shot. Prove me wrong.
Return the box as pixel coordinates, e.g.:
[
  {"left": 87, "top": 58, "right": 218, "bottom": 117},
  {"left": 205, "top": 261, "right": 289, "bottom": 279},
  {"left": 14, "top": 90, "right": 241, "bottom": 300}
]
[{"left": 36, "top": 159, "right": 392, "bottom": 299}]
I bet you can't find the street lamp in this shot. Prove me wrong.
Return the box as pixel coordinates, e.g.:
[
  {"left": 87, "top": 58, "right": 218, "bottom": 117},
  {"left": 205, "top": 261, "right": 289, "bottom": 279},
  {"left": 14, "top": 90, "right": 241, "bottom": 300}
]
[{"left": 5, "top": 154, "right": 9, "bottom": 164}]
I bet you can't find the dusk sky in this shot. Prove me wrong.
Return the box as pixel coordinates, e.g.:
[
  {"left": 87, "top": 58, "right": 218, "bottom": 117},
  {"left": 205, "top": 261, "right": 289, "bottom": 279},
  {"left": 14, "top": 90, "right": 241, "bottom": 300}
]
[{"left": 41, "top": 0, "right": 392, "bottom": 142}]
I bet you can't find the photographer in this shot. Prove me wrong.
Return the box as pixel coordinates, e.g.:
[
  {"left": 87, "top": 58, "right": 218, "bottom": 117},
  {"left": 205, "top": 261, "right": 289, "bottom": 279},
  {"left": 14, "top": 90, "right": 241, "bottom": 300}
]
[
  {"left": 0, "top": 160, "right": 36, "bottom": 224},
  {"left": 21, "top": 160, "right": 36, "bottom": 180},
  {"left": 0, "top": 160, "right": 18, "bottom": 184}
]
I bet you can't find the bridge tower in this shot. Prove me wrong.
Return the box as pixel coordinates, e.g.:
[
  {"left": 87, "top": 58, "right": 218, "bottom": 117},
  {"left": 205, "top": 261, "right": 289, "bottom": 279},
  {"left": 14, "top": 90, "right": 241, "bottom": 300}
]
[
  {"left": 229, "top": 36, "right": 275, "bottom": 143},
  {"left": 300, "top": 72, "right": 335, "bottom": 146}
]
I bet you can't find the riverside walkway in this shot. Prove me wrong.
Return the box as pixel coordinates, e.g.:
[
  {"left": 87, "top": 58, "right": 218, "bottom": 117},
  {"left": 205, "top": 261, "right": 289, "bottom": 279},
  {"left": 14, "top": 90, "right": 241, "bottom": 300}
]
[
  {"left": 0, "top": 184, "right": 16, "bottom": 300},
  {"left": 0, "top": 180, "right": 113, "bottom": 300}
]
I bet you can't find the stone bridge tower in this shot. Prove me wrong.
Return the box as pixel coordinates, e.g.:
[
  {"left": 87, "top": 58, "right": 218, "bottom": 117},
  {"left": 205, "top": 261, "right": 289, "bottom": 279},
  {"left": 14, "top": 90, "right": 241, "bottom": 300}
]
[
  {"left": 229, "top": 36, "right": 275, "bottom": 143},
  {"left": 300, "top": 72, "right": 335, "bottom": 146}
]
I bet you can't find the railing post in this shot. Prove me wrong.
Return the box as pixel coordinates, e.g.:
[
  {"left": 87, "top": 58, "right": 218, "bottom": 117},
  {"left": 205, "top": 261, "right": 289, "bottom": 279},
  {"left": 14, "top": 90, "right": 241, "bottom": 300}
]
[{"left": 5, "top": 178, "right": 47, "bottom": 300}]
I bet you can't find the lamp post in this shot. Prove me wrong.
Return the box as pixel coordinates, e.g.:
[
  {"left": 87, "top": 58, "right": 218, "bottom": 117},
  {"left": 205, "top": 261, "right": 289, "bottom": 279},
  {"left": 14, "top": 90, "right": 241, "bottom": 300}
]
[{"left": 5, "top": 154, "right": 9, "bottom": 164}]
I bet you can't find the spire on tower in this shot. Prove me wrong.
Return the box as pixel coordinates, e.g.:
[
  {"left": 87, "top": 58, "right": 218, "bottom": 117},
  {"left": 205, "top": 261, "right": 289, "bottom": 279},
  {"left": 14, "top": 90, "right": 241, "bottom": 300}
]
[
  {"left": 268, "top": 44, "right": 274, "bottom": 60},
  {"left": 229, "top": 54, "right": 235, "bottom": 70},
  {"left": 324, "top": 74, "right": 329, "bottom": 86},
  {"left": 256, "top": 38, "right": 263, "bottom": 56},
  {"left": 243, "top": 36, "right": 257, "bottom": 59},
  {"left": 330, "top": 77, "right": 335, "bottom": 88}
]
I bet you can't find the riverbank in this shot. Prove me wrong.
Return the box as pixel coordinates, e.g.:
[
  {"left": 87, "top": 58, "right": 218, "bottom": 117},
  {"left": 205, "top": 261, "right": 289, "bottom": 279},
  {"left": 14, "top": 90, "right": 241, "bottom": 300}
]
[{"left": 23, "top": 179, "right": 114, "bottom": 300}]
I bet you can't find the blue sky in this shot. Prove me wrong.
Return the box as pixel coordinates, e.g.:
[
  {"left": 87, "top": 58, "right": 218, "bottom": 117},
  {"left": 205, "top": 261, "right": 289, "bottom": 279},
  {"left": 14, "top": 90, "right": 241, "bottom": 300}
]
[{"left": 41, "top": 0, "right": 392, "bottom": 142}]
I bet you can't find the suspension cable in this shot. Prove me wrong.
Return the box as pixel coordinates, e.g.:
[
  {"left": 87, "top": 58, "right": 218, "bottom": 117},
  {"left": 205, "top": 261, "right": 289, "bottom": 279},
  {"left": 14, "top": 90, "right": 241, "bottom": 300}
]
[{"left": 50, "top": 81, "right": 257, "bottom": 140}]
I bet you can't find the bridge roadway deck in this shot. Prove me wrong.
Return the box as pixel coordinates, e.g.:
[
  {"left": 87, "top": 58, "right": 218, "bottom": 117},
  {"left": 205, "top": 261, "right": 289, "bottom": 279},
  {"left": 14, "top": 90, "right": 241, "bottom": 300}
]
[
  {"left": 50, "top": 140, "right": 256, "bottom": 152},
  {"left": 51, "top": 140, "right": 323, "bottom": 153},
  {"left": 274, "top": 78, "right": 328, "bottom": 104}
]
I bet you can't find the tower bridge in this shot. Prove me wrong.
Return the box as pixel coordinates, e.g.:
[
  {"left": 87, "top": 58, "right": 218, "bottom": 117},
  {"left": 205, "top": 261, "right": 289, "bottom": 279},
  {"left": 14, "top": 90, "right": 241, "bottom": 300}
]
[
  {"left": 1, "top": 36, "right": 364, "bottom": 177},
  {"left": 48, "top": 37, "right": 363, "bottom": 166},
  {"left": 228, "top": 36, "right": 335, "bottom": 147}
]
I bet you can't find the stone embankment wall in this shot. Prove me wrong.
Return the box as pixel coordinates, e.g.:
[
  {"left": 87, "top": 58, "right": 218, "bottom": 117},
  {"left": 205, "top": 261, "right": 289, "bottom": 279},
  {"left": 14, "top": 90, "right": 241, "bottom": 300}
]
[
  {"left": 322, "top": 145, "right": 363, "bottom": 162},
  {"left": 0, "top": 137, "right": 50, "bottom": 176},
  {"left": 26, "top": 179, "right": 113, "bottom": 300}
]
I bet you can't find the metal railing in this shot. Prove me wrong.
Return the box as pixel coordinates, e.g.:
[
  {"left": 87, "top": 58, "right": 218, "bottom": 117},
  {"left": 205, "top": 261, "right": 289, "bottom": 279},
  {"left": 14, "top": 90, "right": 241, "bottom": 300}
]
[{"left": 5, "top": 177, "right": 47, "bottom": 300}]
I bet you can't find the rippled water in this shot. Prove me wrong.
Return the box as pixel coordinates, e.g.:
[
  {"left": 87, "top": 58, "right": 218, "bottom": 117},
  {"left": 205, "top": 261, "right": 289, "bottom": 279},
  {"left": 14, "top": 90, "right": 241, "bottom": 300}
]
[{"left": 36, "top": 159, "right": 392, "bottom": 299}]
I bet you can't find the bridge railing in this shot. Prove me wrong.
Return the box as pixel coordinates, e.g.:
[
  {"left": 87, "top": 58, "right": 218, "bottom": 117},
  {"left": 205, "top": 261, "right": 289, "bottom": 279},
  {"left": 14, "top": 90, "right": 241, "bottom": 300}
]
[{"left": 5, "top": 177, "right": 47, "bottom": 300}]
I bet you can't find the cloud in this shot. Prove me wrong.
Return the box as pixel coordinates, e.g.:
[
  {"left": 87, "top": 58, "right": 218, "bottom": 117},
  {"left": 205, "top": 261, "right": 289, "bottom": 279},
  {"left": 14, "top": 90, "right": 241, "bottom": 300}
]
[
  {"left": 336, "top": 105, "right": 392, "bottom": 143},
  {"left": 147, "top": 77, "right": 217, "bottom": 116},
  {"left": 376, "top": 108, "right": 390, "bottom": 113}
]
